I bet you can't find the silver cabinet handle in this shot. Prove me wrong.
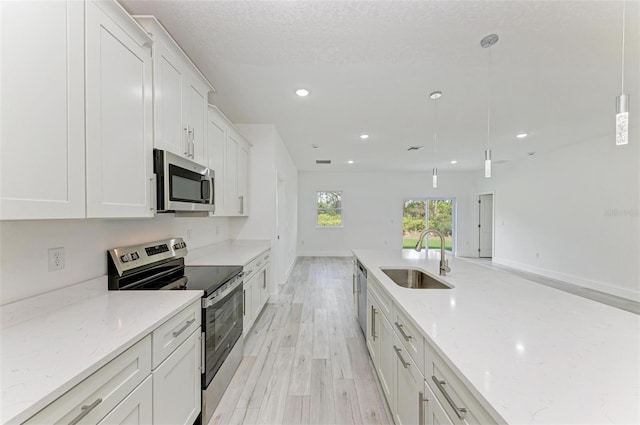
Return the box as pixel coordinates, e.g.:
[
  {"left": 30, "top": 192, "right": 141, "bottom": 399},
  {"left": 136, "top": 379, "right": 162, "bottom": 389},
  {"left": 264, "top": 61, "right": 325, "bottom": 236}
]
[
  {"left": 394, "top": 345, "right": 410, "bottom": 369},
  {"left": 183, "top": 127, "right": 190, "bottom": 156},
  {"left": 431, "top": 376, "right": 467, "bottom": 420},
  {"left": 149, "top": 175, "right": 156, "bottom": 212},
  {"left": 370, "top": 305, "right": 377, "bottom": 341},
  {"left": 395, "top": 321, "right": 412, "bottom": 341},
  {"left": 242, "top": 289, "right": 246, "bottom": 316},
  {"left": 352, "top": 275, "right": 356, "bottom": 295},
  {"left": 172, "top": 318, "right": 196, "bottom": 337},
  {"left": 418, "top": 391, "right": 428, "bottom": 425},
  {"left": 239, "top": 195, "right": 244, "bottom": 214},
  {"left": 68, "top": 398, "right": 102, "bottom": 425}
]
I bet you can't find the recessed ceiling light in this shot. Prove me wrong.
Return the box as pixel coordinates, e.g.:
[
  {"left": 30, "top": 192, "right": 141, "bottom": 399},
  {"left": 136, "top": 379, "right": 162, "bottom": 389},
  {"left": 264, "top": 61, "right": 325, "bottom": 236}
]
[
  {"left": 429, "top": 91, "right": 442, "bottom": 99},
  {"left": 516, "top": 133, "right": 528, "bottom": 139},
  {"left": 360, "top": 134, "right": 369, "bottom": 140},
  {"left": 450, "top": 160, "right": 458, "bottom": 164},
  {"left": 295, "top": 89, "right": 309, "bottom": 97},
  {"left": 347, "top": 160, "right": 354, "bottom": 164}
]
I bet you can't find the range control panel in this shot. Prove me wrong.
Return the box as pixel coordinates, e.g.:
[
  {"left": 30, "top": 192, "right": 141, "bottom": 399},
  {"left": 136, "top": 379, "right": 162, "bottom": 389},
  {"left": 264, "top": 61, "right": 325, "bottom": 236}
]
[{"left": 109, "top": 237, "right": 188, "bottom": 276}]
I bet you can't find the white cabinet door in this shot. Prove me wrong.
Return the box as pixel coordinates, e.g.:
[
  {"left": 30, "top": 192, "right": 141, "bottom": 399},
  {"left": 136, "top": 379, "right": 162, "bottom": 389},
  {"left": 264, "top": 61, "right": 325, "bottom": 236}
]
[
  {"left": 394, "top": 332, "right": 424, "bottom": 425},
  {"left": 423, "top": 382, "right": 454, "bottom": 425},
  {"left": 208, "top": 107, "right": 227, "bottom": 214},
  {"left": 377, "top": 312, "right": 396, "bottom": 413},
  {"left": 153, "top": 39, "right": 186, "bottom": 158},
  {"left": 186, "top": 76, "right": 208, "bottom": 165},
  {"left": 85, "top": 0, "right": 153, "bottom": 218},
  {"left": 251, "top": 272, "right": 262, "bottom": 320},
  {"left": 237, "top": 143, "right": 249, "bottom": 216},
  {"left": 153, "top": 328, "right": 201, "bottom": 425},
  {"left": 0, "top": 0, "right": 85, "bottom": 220},
  {"left": 97, "top": 376, "right": 153, "bottom": 425},
  {"left": 260, "top": 265, "right": 271, "bottom": 305},
  {"left": 225, "top": 136, "right": 239, "bottom": 216}
]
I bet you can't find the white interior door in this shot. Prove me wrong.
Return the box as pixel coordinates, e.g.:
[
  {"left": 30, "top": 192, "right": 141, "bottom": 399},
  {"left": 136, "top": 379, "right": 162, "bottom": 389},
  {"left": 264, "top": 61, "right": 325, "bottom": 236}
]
[{"left": 479, "top": 194, "right": 493, "bottom": 258}]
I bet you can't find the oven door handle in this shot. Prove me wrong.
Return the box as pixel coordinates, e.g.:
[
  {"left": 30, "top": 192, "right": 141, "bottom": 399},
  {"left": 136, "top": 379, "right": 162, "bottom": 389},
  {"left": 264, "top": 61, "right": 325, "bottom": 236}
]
[
  {"left": 202, "top": 276, "right": 244, "bottom": 309},
  {"left": 159, "top": 276, "right": 188, "bottom": 290}
]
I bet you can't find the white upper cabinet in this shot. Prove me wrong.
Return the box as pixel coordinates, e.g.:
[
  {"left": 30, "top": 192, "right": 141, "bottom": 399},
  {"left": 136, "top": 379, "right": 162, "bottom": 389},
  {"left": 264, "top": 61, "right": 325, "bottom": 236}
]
[
  {"left": 85, "top": 0, "right": 154, "bottom": 218},
  {"left": 208, "top": 106, "right": 227, "bottom": 214},
  {"left": 0, "top": 0, "right": 85, "bottom": 220},
  {"left": 134, "top": 16, "right": 213, "bottom": 165}
]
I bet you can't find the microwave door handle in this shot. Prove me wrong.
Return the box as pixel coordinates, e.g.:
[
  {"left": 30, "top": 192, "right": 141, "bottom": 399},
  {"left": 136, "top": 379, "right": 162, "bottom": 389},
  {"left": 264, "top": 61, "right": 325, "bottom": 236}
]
[{"left": 209, "top": 178, "right": 214, "bottom": 205}]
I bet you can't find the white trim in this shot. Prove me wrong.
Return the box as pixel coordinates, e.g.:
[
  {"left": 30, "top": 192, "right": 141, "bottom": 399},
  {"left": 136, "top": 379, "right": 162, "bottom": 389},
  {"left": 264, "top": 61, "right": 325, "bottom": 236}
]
[
  {"left": 298, "top": 250, "right": 352, "bottom": 257},
  {"left": 492, "top": 257, "right": 640, "bottom": 302}
]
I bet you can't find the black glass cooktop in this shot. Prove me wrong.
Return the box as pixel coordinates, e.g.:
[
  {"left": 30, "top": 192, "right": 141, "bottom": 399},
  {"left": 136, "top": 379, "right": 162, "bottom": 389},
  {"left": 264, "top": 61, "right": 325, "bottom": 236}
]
[{"left": 184, "top": 265, "right": 243, "bottom": 296}]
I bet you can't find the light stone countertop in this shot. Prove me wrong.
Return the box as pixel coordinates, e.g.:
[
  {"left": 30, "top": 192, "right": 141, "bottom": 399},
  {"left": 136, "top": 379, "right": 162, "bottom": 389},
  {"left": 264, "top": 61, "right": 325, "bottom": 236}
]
[
  {"left": 0, "top": 277, "right": 203, "bottom": 425},
  {"left": 186, "top": 239, "right": 271, "bottom": 266},
  {"left": 352, "top": 249, "right": 640, "bottom": 425}
]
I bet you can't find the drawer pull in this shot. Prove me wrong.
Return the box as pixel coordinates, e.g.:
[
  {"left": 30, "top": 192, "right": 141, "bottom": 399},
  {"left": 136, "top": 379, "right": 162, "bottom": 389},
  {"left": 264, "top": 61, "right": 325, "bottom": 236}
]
[
  {"left": 393, "top": 345, "right": 410, "bottom": 369},
  {"left": 395, "top": 321, "right": 412, "bottom": 341},
  {"left": 418, "top": 391, "right": 428, "bottom": 425},
  {"left": 68, "top": 398, "right": 102, "bottom": 425},
  {"left": 370, "top": 305, "right": 377, "bottom": 340},
  {"left": 172, "top": 319, "right": 196, "bottom": 337},
  {"left": 431, "top": 376, "right": 467, "bottom": 420}
]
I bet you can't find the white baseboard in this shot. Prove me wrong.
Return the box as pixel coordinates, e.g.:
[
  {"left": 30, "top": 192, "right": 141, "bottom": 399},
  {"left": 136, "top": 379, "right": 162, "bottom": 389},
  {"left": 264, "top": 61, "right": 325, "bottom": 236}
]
[
  {"left": 492, "top": 257, "right": 640, "bottom": 302},
  {"left": 297, "top": 250, "right": 353, "bottom": 257}
]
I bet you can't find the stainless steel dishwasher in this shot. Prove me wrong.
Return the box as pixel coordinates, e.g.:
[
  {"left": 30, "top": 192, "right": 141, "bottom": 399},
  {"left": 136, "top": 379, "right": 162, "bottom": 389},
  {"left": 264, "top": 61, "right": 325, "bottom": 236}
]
[{"left": 357, "top": 260, "right": 367, "bottom": 334}]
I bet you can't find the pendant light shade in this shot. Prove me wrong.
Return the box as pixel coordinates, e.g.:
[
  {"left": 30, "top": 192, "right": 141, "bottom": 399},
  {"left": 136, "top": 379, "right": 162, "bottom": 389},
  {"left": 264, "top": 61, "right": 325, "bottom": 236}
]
[
  {"left": 433, "top": 168, "right": 438, "bottom": 188},
  {"left": 616, "top": 94, "right": 629, "bottom": 145},
  {"left": 484, "top": 149, "right": 492, "bottom": 178},
  {"left": 430, "top": 91, "right": 442, "bottom": 188}
]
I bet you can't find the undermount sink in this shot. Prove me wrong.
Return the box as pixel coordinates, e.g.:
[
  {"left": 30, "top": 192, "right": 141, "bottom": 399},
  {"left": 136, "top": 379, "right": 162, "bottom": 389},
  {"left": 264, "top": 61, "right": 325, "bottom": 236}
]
[{"left": 381, "top": 267, "right": 452, "bottom": 289}]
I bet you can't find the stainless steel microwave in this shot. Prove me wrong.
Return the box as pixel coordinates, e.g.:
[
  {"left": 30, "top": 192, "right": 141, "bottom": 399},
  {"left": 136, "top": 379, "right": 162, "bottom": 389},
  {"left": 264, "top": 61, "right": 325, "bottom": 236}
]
[{"left": 153, "top": 149, "right": 215, "bottom": 213}]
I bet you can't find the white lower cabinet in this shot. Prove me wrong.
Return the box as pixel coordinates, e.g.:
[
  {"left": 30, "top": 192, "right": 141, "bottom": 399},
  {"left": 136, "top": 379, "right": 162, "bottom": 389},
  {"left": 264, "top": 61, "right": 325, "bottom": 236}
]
[
  {"left": 394, "top": 332, "right": 424, "bottom": 425},
  {"left": 422, "top": 382, "right": 454, "bottom": 425},
  {"left": 242, "top": 250, "right": 271, "bottom": 335},
  {"left": 97, "top": 376, "right": 153, "bottom": 425},
  {"left": 152, "top": 329, "right": 201, "bottom": 425},
  {"left": 377, "top": 306, "right": 396, "bottom": 409}
]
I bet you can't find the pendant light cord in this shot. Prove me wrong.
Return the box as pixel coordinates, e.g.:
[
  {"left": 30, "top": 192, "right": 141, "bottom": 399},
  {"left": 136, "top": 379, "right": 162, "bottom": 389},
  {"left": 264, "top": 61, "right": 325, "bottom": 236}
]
[
  {"left": 433, "top": 98, "right": 438, "bottom": 163},
  {"left": 621, "top": 0, "right": 626, "bottom": 92},
  {"left": 487, "top": 46, "right": 492, "bottom": 150}
]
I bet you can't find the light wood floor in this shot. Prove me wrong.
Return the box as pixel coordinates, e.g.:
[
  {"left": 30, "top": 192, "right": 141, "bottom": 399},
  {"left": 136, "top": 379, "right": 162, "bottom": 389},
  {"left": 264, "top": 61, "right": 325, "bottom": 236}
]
[{"left": 207, "top": 257, "right": 393, "bottom": 425}]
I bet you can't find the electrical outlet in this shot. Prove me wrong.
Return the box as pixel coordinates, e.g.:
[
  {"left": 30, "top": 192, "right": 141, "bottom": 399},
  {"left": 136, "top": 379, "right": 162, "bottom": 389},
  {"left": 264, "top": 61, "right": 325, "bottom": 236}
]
[{"left": 48, "top": 247, "right": 65, "bottom": 272}]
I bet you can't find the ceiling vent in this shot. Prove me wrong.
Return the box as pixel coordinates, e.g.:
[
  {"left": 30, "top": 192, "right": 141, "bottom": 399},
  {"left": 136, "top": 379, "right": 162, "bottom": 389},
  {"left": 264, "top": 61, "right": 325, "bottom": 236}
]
[
  {"left": 316, "top": 159, "right": 331, "bottom": 164},
  {"left": 407, "top": 146, "right": 424, "bottom": 151}
]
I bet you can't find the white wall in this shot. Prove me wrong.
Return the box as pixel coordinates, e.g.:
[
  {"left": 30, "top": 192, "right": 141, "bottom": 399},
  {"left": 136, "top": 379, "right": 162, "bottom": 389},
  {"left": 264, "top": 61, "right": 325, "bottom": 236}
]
[
  {"left": 0, "top": 215, "right": 231, "bottom": 305},
  {"left": 231, "top": 124, "right": 298, "bottom": 285},
  {"left": 475, "top": 134, "right": 639, "bottom": 301},
  {"left": 297, "top": 170, "right": 478, "bottom": 257}
]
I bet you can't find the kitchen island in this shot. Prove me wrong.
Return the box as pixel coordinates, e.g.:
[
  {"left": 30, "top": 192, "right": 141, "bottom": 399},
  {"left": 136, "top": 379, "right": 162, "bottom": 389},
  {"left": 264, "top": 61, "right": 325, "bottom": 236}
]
[{"left": 353, "top": 249, "right": 640, "bottom": 425}]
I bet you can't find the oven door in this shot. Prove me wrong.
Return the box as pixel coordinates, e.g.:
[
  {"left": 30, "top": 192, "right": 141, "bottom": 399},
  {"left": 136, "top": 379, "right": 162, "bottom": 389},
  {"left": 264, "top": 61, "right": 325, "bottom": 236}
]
[
  {"left": 202, "top": 278, "right": 243, "bottom": 387},
  {"left": 154, "top": 149, "right": 215, "bottom": 212}
]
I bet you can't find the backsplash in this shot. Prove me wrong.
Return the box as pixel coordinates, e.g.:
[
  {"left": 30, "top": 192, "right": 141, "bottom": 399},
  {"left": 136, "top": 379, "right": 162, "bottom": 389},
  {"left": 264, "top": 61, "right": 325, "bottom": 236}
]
[{"left": 0, "top": 214, "right": 230, "bottom": 305}]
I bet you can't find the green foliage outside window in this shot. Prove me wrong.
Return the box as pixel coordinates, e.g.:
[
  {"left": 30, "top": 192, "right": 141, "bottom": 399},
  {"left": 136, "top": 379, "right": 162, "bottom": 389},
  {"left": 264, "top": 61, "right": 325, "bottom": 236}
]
[{"left": 317, "top": 191, "right": 342, "bottom": 227}]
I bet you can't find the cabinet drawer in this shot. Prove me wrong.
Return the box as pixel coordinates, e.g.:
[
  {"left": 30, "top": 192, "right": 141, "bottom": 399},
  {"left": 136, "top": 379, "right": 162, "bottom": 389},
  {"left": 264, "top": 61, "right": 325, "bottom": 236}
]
[
  {"left": 368, "top": 274, "right": 393, "bottom": 319},
  {"left": 24, "top": 335, "right": 151, "bottom": 425},
  {"left": 243, "top": 249, "right": 270, "bottom": 281},
  {"left": 152, "top": 299, "right": 201, "bottom": 368},
  {"left": 97, "top": 375, "right": 152, "bottom": 425},
  {"left": 425, "top": 344, "right": 496, "bottom": 425},
  {"left": 393, "top": 308, "right": 425, "bottom": 376}
]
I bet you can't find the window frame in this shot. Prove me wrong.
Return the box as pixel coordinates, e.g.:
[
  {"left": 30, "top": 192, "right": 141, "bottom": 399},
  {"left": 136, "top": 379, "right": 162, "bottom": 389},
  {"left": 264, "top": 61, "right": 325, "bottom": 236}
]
[{"left": 316, "top": 190, "right": 344, "bottom": 228}]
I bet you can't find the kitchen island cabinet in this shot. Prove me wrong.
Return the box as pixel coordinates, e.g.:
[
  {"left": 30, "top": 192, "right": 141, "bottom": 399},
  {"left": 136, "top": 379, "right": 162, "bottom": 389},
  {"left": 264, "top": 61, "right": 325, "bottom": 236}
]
[{"left": 354, "top": 249, "right": 640, "bottom": 425}]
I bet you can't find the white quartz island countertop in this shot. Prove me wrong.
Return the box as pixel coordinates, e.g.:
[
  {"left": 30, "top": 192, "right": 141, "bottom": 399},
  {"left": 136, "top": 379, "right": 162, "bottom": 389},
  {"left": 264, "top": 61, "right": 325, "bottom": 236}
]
[
  {"left": 352, "top": 249, "right": 640, "bottom": 425},
  {"left": 186, "top": 239, "right": 270, "bottom": 266},
  {"left": 0, "top": 278, "right": 203, "bottom": 424}
]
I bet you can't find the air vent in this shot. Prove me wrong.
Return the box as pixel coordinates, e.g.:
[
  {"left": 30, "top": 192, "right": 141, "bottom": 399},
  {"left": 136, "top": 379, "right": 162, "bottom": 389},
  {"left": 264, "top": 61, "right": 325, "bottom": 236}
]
[
  {"left": 407, "top": 146, "right": 424, "bottom": 151},
  {"left": 316, "top": 160, "right": 331, "bottom": 164}
]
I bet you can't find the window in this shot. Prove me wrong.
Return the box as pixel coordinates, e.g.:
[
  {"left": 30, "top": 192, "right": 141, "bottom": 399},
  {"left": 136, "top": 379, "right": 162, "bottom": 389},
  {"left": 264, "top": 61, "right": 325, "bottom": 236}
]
[
  {"left": 402, "top": 198, "right": 454, "bottom": 252},
  {"left": 317, "top": 191, "right": 343, "bottom": 227}
]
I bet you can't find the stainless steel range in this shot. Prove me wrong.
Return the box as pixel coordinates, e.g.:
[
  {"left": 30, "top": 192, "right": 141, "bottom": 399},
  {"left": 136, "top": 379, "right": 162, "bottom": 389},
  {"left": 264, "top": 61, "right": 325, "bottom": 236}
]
[{"left": 108, "top": 238, "right": 244, "bottom": 425}]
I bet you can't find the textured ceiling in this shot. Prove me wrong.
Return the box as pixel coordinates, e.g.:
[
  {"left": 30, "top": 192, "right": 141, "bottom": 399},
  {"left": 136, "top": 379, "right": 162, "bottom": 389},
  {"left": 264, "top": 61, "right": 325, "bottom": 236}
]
[{"left": 121, "top": 0, "right": 640, "bottom": 171}]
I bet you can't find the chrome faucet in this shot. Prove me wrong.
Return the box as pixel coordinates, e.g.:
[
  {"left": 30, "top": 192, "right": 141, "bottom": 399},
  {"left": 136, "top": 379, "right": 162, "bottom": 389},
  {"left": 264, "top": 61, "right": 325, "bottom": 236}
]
[{"left": 414, "top": 228, "right": 451, "bottom": 276}]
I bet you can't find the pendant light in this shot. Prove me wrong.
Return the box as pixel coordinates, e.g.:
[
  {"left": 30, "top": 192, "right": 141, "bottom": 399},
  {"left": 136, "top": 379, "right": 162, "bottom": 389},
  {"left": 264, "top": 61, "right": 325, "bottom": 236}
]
[
  {"left": 430, "top": 91, "right": 442, "bottom": 188},
  {"left": 481, "top": 34, "right": 498, "bottom": 178},
  {"left": 616, "top": 1, "right": 629, "bottom": 145}
]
